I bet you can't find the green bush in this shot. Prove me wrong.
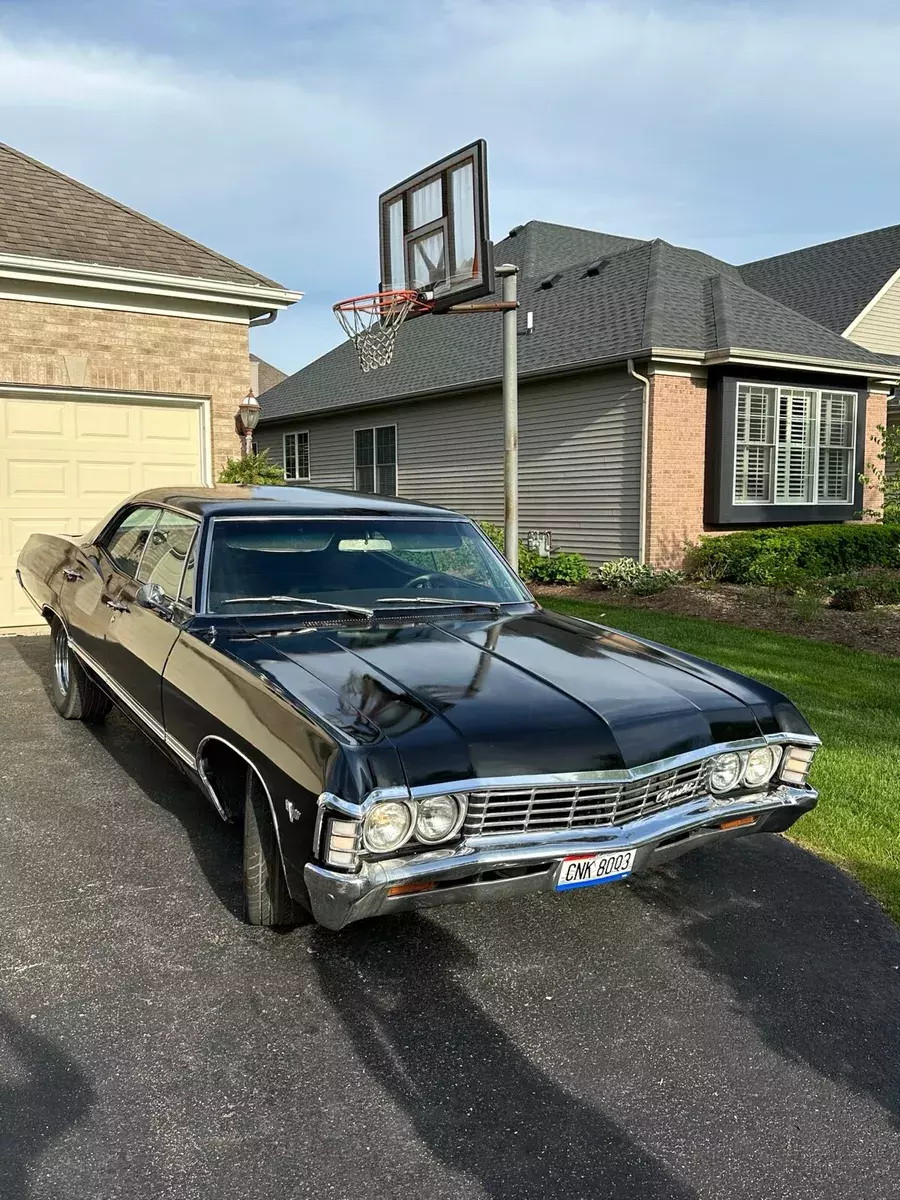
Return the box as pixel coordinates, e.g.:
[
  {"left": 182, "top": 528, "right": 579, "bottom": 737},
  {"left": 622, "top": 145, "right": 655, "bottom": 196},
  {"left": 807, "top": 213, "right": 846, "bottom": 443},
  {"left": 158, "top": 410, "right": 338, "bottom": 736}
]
[
  {"left": 596, "top": 557, "right": 683, "bottom": 595},
  {"left": 529, "top": 552, "right": 592, "bottom": 585},
  {"left": 883, "top": 503, "right": 900, "bottom": 526},
  {"left": 218, "top": 450, "right": 284, "bottom": 485},
  {"left": 685, "top": 524, "right": 900, "bottom": 584},
  {"left": 477, "top": 522, "right": 589, "bottom": 585},
  {"left": 829, "top": 570, "right": 900, "bottom": 611}
]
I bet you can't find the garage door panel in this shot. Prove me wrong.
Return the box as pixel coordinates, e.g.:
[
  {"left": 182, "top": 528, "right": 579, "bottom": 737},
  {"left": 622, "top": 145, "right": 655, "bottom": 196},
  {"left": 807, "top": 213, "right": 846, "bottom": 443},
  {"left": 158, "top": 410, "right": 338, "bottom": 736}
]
[
  {"left": 4, "top": 401, "right": 67, "bottom": 439},
  {"left": 76, "top": 460, "right": 136, "bottom": 498},
  {"left": 7, "top": 460, "right": 68, "bottom": 498},
  {"left": 1, "top": 395, "right": 203, "bottom": 628},
  {"left": 75, "top": 404, "right": 132, "bottom": 439},
  {"left": 141, "top": 407, "right": 196, "bottom": 443}
]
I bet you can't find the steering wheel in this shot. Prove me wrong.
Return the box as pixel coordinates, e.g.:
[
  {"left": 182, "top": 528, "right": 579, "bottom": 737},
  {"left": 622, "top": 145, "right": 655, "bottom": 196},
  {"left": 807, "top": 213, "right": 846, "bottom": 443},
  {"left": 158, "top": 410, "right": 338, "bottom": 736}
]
[{"left": 407, "top": 572, "right": 444, "bottom": 590}]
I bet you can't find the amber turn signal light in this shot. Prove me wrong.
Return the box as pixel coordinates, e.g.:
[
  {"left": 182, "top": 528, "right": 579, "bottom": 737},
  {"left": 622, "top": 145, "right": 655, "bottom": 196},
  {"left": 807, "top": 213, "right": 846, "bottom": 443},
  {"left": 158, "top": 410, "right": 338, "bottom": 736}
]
[
  {"left": 718, "top": 816, "right": 756, "bottom": 831},
  {"left": 387, "top": 881, "right": 437, "bottom": 897}
]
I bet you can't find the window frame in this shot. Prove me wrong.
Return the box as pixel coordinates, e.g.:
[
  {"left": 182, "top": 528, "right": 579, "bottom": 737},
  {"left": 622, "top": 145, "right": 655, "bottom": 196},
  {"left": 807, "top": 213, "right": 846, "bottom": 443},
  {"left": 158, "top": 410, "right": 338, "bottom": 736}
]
[
  {"left": 705, "top": 375, "right": 867, "bottom": 527},
  {"left": 732, "top": 382, "right": 857, "bottom": 508},
  {"left": 282, "top": 430, "right": 310, "bottom": 482},
  {"left": 353, "top": 423, "right": 398, "bottom": 496},
  {"left": 98, "top": 505, "right": 164, "bottom": 579}
]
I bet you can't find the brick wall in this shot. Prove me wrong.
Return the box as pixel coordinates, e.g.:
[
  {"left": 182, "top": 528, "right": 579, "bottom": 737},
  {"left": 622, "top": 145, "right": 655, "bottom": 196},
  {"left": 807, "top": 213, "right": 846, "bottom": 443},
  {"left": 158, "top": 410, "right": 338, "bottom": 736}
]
[
  {"left": 0, "top": 299, "right": 247, "bottom": 475},
  {"left": 862, "top": 390, "right": 889, "bottom": 519},
  {"left": 645, "top": 372, "right": 708, "bottom": 566}
]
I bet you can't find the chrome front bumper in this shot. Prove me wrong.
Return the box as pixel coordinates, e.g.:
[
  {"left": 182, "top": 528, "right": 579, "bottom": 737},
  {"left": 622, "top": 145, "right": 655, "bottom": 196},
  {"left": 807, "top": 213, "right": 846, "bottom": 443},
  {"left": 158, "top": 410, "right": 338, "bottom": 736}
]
[{"left": 303, "top": 784, "right": 817, "bottom": 930}]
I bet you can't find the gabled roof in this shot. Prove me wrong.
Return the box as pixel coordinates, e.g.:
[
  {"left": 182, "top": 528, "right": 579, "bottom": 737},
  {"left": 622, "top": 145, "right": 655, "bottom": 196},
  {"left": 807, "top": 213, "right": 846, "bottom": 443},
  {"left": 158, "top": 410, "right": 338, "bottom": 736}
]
[
  {"left": 0, "top": 142, "right": 283, "bottom": 288},
  {"left": 739, "top": 225, "right": 900, "bottom": 334},
  {"left": 259, "top": 223, "right": 900, "bottom": 424},
  {"left": 501, "top": 221, "right": 645, "bottom": 278},
  {"left": 251, "top": 354, "right": 288, "bottom": 395}
]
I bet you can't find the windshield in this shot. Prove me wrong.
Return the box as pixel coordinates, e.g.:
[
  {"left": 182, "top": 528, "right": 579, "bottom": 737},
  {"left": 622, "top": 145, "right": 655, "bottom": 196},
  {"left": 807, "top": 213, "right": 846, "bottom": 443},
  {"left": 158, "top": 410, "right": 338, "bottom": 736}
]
[{"left": 204, "top": 518, "right": 530, "bottom": 615}]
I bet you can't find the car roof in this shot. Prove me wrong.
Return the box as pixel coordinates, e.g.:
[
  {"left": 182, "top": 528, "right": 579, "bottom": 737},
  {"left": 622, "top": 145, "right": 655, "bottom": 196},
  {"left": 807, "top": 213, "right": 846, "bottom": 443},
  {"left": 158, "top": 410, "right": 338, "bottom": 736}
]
[{"left": 131, "top": 485, "right": 461, "bottom": 520}]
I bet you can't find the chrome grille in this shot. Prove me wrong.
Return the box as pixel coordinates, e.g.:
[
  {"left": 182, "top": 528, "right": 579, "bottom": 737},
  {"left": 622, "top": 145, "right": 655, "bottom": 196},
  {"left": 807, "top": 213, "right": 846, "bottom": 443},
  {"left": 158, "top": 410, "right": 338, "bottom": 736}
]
[{"left": 462, "top": 759, "right": 712, "bottom": 838}]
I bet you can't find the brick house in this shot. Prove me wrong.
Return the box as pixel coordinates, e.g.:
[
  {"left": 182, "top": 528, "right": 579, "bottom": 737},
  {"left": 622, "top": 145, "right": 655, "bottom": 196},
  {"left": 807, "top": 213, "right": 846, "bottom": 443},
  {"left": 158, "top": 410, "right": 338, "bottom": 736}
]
[
  {"left": 256, "top": 221, "right": 900, "bottom": 567},
  {"left": 0, "top": 142, "right": 299, "bottom": 627}
]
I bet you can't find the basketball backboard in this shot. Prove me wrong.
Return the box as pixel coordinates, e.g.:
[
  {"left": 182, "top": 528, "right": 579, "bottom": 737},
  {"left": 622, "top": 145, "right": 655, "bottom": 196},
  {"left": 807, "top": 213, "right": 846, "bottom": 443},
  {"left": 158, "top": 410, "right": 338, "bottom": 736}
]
[{"left": 378, "top": 139, "right": 493, "bottom": 312}]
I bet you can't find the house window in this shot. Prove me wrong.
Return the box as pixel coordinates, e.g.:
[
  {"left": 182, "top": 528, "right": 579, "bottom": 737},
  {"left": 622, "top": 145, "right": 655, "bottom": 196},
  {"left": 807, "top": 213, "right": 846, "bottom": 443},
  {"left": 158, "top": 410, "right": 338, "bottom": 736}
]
[
  {"left": 734, "top": 384, "right": 856, "bottom": 506},
  {"left": 283, "top": 431, "right": 310, "bottom": 481},
  {"left": 355, "top": 425, "right": 397, "bottom": 495}
]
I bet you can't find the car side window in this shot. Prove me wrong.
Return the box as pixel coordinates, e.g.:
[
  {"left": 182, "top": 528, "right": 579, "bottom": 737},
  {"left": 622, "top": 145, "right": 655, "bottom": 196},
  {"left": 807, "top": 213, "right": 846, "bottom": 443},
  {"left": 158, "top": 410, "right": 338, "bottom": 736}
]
[
  {"left": 137, "top": 511, "right": 199, "bottom": 600},
  {"left": 102, "top": 507, "right": 162, "bottom": 578},
  {"left": 178, "top": 535, "right": 197, "bottom": 609}
]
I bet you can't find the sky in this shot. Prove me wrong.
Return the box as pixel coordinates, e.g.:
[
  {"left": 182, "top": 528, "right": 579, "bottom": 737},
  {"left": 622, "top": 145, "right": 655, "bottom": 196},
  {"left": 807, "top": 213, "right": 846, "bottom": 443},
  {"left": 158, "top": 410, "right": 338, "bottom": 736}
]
[{"left": 3, "top": 0, "right": 900, "bottom": 376}]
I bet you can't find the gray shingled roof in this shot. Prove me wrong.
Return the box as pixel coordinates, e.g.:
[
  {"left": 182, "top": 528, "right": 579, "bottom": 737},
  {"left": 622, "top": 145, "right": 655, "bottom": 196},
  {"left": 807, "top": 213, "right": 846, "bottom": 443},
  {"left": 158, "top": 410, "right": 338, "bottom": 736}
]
[
  {"left": 740, "top": 225, "right": 900, "bottom": 334},
  {"left": 250, "top": 354, "right": 288, "bottom": 394},
  {"left": 259, "top": 222, "right": 900, "bottom": 424},
  {"left": 0, "top": 142, "right": 283, "bottom": 287}
]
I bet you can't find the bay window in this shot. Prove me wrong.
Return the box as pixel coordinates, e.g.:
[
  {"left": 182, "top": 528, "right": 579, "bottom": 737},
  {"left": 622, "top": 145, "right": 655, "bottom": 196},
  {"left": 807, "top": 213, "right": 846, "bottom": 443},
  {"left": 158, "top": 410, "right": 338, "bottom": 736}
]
[{"left": 734, "top": 383, "right": 856, "bottom": 506}]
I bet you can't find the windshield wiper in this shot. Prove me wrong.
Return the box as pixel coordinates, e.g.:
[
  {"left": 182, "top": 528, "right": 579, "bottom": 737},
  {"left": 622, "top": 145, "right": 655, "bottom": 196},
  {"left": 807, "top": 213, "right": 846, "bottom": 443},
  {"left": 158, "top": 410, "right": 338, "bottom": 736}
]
[
  {"left": 375, "top": 596, "right": 502, "bottom": 612},
  {"left": 222, "top": 596, "right": 374, "bottom": 617}
]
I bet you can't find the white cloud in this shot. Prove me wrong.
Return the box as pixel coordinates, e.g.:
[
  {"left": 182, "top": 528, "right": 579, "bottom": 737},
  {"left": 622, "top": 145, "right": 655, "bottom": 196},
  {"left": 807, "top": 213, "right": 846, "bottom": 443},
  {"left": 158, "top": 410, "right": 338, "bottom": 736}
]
[{"left": 3, "top": 1, "right": 900, "bottom": 370}]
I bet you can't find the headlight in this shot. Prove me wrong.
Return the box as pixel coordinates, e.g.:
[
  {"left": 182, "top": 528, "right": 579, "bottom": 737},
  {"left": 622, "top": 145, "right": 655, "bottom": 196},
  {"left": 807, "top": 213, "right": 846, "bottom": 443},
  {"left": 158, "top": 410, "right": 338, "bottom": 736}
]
[
  {"left": 743, "top": 745, "right": 781, "bottom": 788},
  {"left": 710, "top": 752, "right": 742, "bottom": 793},
  {"left": 415, "top": 795, "right": 464, "bottom": 843},
  {"left": 362, "top": 801, "right": 413, "bottom": 853}
]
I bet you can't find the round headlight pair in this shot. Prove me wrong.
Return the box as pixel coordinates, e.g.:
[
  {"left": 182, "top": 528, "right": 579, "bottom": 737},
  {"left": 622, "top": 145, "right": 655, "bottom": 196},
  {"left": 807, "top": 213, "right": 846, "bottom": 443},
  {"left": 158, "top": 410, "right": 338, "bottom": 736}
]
[
  {"left": 362, "top": 795, "right": 464, "bottom": 853},
  {"left": 709, "top": 746, "right": 780, "bottom": 794}
]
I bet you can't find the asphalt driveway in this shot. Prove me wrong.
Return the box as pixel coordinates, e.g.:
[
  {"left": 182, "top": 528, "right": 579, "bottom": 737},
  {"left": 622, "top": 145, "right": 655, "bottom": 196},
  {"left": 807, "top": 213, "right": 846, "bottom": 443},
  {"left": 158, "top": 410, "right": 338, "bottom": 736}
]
[{"left": 2, "top": 633, "right": 900, "bottom": 1200}]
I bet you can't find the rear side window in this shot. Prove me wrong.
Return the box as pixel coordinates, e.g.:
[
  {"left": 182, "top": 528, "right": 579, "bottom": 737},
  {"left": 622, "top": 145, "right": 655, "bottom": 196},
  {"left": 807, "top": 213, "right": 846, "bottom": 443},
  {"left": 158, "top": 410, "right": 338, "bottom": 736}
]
[
  {"left": 137, "top": 511, "right": 199, "bottom": 599},
  {"left": 102, "top": 507, "right": 161, "bottom": 577},
  {"left": 178, "top": 535, "right": 197, "bottom": 608}
]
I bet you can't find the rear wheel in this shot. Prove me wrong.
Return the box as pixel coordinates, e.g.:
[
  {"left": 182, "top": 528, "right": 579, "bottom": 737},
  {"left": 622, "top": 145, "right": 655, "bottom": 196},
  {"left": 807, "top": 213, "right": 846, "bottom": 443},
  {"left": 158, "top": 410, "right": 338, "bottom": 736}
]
[
  {"left": 49, "top": 620, "right": 112, "bottom": 722},
  {"left": 243, "top": 767, "right": 298, "bottom": 927}
]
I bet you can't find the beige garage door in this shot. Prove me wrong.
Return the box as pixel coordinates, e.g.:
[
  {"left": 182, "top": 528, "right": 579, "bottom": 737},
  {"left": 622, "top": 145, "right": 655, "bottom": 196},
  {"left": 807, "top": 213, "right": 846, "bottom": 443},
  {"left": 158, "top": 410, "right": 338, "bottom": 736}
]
[{"left": 0, "top": 394, "right": 204, "bottom": 628}]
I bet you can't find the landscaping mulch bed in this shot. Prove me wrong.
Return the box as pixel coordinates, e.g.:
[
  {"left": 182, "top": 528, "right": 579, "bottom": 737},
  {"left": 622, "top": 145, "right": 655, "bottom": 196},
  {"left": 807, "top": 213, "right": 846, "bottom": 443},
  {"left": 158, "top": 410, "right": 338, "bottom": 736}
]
[{"left": 533, "top": 582, "right": 900, "bottom": 658}]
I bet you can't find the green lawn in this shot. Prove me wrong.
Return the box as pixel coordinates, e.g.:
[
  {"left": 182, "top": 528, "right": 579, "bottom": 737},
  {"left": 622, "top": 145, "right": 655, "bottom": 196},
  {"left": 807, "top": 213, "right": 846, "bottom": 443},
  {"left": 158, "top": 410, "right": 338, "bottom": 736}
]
[{"left": 543, "top": 596, "right": 900, "bottom": 923}]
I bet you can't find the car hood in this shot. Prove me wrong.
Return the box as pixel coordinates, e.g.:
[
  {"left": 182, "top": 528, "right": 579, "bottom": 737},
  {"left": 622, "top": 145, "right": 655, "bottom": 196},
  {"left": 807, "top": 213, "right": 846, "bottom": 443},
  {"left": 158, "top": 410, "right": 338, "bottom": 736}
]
[{"left": 230, "top": 607, "right": 812, "bottom": 794}]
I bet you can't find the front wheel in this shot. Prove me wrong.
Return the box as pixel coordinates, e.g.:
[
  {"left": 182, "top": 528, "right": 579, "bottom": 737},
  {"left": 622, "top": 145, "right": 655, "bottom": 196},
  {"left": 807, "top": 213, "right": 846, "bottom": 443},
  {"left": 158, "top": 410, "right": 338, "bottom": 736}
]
[
  {"left": 242, "top": 767, "right": 299, "bottom": 927},
  {"left": 49, "top": 620, "right": 112, "bottom": 721}
]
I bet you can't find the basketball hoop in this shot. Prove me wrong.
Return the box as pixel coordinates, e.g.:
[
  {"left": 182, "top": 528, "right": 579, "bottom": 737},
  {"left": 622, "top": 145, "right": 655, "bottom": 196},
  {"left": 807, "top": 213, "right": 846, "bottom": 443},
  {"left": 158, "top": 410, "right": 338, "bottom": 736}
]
[{"left": 333, "top": 289, "right": 431, "bottom": 373}]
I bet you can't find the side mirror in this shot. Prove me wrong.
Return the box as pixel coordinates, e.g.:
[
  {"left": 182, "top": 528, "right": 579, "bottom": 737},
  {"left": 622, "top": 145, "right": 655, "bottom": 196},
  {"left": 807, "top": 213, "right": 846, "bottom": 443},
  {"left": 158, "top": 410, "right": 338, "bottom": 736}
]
[{"left": 135, "top": 581, "right": 171, "bottom": 616}]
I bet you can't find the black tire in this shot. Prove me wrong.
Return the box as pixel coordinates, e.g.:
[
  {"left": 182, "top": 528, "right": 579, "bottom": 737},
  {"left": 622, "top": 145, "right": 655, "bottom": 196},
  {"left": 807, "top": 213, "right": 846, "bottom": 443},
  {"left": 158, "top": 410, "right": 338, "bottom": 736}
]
[
  {"left": 243, "top": 767, "right": 297, "bottom": 927},
  {"left": 49, "top": 619, "right": 112, "bottom": 722}
]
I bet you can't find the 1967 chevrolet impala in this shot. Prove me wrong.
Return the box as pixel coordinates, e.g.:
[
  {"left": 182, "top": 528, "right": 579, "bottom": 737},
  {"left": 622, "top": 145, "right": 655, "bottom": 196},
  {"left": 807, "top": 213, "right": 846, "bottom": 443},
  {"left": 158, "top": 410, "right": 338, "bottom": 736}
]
[{"left": 17, "top": 486, "right": 820, "bottom": 930}]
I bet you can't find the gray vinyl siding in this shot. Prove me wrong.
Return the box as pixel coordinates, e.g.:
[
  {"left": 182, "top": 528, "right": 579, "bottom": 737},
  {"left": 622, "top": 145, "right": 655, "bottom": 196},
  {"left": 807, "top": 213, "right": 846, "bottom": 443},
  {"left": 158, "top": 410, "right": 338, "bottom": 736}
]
[
  {"left": 256, "top": 368, "right": 643, "bottom": 564},
  {"left": 846, "top": 275, "right": 900, "bottom": 353}
]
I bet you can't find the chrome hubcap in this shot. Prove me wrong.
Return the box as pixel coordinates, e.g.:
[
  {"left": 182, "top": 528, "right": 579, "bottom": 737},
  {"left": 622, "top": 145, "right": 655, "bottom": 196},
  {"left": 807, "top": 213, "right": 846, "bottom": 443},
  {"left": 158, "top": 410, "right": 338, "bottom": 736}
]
[{"left": 54, "top": 629, "right": 71, "bottom": 693}]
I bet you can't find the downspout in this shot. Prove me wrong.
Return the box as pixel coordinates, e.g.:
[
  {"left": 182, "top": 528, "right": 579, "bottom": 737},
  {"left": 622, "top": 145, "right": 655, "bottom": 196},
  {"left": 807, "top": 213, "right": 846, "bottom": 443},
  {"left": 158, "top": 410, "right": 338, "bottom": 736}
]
[
  {"left": 627, "top": 358, "right": 651, "bottom": 565},
  {"left": 249, "top": 309, "right": 278, "bottom": 328}
]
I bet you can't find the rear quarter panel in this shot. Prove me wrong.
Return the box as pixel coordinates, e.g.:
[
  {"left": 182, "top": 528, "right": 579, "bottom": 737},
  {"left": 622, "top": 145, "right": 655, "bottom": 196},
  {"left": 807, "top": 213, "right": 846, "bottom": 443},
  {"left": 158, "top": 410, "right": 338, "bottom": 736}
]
[{"left": 16, "top": 533, "right": 79, "bottom": 620}]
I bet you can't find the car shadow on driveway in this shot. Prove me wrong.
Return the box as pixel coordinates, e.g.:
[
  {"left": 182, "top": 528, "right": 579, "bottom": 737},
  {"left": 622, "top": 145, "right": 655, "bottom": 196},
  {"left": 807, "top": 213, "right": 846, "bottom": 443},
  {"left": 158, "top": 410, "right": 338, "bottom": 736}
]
[
  {"left": 9, "top": 634, "right": 243, "bottom": 922},
  {"left": 310, "top": 916, "right": 698, "bottom": 1200},
  {"left": 631, "top": 835, "right": 900, "bottom": 1126},
  {"left": 0, "top": 1009, "right": 94, "bottom": 1200}
]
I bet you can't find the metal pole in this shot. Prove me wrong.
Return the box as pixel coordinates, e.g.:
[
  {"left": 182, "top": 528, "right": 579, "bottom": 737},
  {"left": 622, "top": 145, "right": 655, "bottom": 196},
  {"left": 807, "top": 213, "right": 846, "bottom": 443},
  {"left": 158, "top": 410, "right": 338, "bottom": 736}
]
[{"left": 497, "top": 263, "right": 519, "bottom": 572}]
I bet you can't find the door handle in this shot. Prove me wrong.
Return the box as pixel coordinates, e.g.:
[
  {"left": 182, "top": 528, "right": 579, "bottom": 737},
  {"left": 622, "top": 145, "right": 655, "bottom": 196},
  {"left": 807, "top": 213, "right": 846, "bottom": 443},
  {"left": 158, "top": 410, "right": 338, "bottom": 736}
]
[
  {"left": 63, "top": 568, "right": 84, "bottom": 582},
  {"left": 103, "top": 597, "right": 129, "bottom": 612}
]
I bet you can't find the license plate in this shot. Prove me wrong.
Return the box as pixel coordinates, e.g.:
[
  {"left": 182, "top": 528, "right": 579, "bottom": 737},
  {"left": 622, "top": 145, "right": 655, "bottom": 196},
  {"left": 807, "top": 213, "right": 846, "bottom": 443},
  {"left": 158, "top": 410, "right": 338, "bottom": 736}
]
[{"left": 556, "top": 849, "right": 636, "bottom": 891}]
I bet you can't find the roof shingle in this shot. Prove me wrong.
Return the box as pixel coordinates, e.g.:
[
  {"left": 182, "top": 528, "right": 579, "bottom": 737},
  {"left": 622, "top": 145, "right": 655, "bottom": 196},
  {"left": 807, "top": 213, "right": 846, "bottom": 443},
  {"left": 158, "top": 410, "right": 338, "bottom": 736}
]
[
  {"left": 259, "top": 222, "right": 900, "bottom": 424},
  {"left": 0, "top": 142, "right": 283, "bottom": 288}
]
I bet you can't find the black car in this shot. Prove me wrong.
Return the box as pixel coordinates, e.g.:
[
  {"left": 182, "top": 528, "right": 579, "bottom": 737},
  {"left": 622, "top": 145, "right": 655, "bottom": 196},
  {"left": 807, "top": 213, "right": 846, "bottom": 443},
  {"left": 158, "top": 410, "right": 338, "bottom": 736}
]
[{"left": 17, "top": 486, "right": 820, "bottom": 930}]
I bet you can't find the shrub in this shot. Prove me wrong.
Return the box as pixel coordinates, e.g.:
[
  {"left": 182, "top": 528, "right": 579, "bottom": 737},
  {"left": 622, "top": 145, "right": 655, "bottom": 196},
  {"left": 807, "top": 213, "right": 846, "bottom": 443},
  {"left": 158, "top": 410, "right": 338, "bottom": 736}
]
[
  {"left": 829, "top": 570, "right": 900, "bottom": 611},
  {"left": 883, "top": 503, "right": 900, "bottom": 526},
  {"left": 685, "top": 524, "right": 900, "bottom": 584},
  {"left": 477, "top": 521, "right": 589, "bottom": 584},
  {"left": 528, "top": 552, "right": 592, "bottom": 585},
  {"left": 596, "top": 557, "right": 683, "bottom": 595},
  {"left": 218, "top": 450, "right": 284, "bottom": 485}
]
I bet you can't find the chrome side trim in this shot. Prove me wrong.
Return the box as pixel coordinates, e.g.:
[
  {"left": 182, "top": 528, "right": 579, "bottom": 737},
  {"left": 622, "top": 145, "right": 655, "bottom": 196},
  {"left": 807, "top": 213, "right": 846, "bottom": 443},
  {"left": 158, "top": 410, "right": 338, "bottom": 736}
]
[
  {"left": 321, "top": 732, "right": 821, "bottom": 817},
  {"left": 69, "top": 642, "right": 167, "bottom": 741},
  {"left": 195, "top": 737, "right": 287, "bottom": 874},
  {"left": 165, "top": 734, "right": 197, "bottom": 770}
]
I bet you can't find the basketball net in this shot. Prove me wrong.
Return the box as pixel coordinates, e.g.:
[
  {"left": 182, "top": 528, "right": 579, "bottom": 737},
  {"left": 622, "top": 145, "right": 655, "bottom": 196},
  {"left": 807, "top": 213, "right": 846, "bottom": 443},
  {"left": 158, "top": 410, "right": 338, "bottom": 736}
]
[{"left": 333, "top": 290, "right": 431, "bottom": 373}]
